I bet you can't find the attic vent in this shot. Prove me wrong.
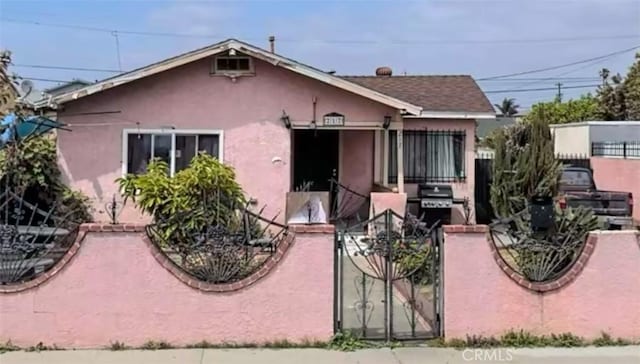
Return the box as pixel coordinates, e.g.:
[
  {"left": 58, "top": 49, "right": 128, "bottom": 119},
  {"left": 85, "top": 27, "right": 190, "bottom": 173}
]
[{"left": 212, "top": 56, "right": 254, "bottom": 75}]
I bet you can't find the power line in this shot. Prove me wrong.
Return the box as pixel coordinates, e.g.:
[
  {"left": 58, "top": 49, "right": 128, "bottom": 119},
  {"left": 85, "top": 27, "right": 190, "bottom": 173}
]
[
  {"left": 17, "top": 76, "right": 75, "bottom": 83},
  {"left": 2, "top": 17, "right": 639, "bottom": 45},
  {"left": 477, "top": 45, "right": 640, "bottom": 80},
  {"left": 11, "top": 64, "right": 122, "bottom": 73},
  {"left": 478, "top": 77, "right": 600, "bottom": 82},
  {"left": 484, "top": 84, "right": 601, "bottom": 94}
]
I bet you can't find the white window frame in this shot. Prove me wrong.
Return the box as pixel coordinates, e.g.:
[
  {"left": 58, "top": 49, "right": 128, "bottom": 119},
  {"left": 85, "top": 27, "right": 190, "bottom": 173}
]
[
  {"left": 121, "top": 128, "right": 224, "bottom": 176},
  {"left": 211, "top": 56, "right": 254, "bottom": 76}
]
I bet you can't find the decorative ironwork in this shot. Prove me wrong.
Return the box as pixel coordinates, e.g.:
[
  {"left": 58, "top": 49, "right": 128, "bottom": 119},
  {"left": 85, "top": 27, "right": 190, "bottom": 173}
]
[
  {"left": 335, "top": 209, "right": 441, "bottom": 341},
  {"left": 328, "top": 178, "right": 370, "bottom": 228},
  {"left": 146, "top": 204, "right": 290, "bottom": 284},
  {"left": 488, "top": 208, "right": 595, "bottom": 283},
  {"left": 0, "top": 188, "right": 80, "bottom": 284},
  {"left": 344, "top": 210, "right": 435, "bottom": 281},
  {"left": 104, "top": 194, "right": 123, "bottom": 225},
  {"left": 352, "top": 273, "right": 375, "bottom": 333}
]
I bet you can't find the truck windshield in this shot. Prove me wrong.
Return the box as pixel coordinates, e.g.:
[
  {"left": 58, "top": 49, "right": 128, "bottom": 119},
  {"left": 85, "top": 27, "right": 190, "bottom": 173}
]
[{"left": 560, "top": 170, "right": 592, "bottom": 186}]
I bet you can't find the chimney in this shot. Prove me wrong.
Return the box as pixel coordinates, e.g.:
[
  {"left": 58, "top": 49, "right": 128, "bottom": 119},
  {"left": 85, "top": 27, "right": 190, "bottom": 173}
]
[
  {"left": 269, "top": 36, "right": 275, "bottom": 53},
  {"left": 375, "top": 66, "right": 392, "bottom": 76}
]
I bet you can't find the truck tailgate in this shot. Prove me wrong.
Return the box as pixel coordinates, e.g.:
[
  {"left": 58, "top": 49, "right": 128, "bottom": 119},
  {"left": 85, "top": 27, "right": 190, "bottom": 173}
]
[{"left": 565, "top": 191, "right": 631, "bottom": 216}]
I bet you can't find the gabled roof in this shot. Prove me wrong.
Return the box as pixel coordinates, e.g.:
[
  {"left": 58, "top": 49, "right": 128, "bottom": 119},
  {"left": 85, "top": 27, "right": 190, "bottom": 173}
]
[
  {"left": 341, "top": 75, "right": 495, "bottom": 117},
  {"left": 52, "top": 39, "right": 422, "bottom": 115}
]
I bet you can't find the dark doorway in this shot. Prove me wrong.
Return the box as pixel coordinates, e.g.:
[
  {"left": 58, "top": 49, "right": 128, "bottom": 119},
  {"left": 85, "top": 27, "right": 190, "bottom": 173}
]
[{"left": 293, "top": 130, "right": 339, "bottom": 191}]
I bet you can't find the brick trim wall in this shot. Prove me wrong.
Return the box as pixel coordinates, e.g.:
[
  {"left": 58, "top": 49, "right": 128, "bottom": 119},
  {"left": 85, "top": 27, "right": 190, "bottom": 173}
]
[
  {"left": 142, "top": 229, "right": 297, "bottom": 292},
  {"left": 1, "top": 223, "right": 301, "bottom": 294},
  {"left": 0, "top": 223, "right": 146, "bottom": 294},
  {"left": 445, "top": 225, "right": 598, "bottom": 293}
]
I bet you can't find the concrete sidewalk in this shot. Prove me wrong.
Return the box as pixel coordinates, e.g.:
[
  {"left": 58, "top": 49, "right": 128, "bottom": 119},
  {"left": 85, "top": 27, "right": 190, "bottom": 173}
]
[{"left": 1, "top": 346, "right": 639, "bottom": 364}]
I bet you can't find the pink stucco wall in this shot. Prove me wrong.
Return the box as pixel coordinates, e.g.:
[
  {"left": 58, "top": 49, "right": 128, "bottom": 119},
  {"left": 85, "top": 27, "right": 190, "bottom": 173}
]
[
  {"left": 444, "top": 229, "right": 640, "bottom": 339},
  {"left": 400, "top": 118, "right": 477, "bottom": 224},
  {"left": 340, "top": 130, "right": 374, "bottom": 195},
  {"left": 57, "top": 56, "right": 396, "bottom": 223},
  {"left": 0, "top": 229, "right": 334, "bottom": 348},
  {"left": 591, "top": 157, "right": 640, "bottom": 222}
]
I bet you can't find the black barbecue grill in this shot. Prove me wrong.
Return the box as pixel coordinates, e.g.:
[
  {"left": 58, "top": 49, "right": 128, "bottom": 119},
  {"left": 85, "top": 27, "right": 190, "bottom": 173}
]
[{"left": 414, "top": 183, "right": 469, "bottom": 227}]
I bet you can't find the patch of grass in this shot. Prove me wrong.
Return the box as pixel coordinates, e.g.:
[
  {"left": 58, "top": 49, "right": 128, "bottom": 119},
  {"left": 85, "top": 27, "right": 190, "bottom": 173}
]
[
  {"left": 138, "top": 341, "right": 174, "bottom": 350},
  {"left": 439, "top": 330, "right": 639, "bottom": 349},
  {"left": 549, "top": 333, "right": 585, "bottom": 347},
  {"left": 0, "top": 341, "right": 20, "bottom": 354},
  {"left": 24, "top": 342, "right": 63, "bottom": 352},
  {"left": 591, "top": 332, "right": 633, "bottom": 347},
  {"left": 108, "top": 341, "right": 130, "bottom": 351},
  {"left": 327, "top": 331, "right": 374, "bottom": 351}
]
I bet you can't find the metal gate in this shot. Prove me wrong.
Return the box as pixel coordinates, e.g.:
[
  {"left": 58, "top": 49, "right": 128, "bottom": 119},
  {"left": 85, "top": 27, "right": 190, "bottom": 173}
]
[{"left": 334, "top": 209, "right": 442, "bottom": 340}]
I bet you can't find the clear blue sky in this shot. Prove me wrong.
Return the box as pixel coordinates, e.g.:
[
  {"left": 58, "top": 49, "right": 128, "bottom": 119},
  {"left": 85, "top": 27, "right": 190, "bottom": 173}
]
[{"left": 1, "top": 0, "right": 639, "bottom": 110}]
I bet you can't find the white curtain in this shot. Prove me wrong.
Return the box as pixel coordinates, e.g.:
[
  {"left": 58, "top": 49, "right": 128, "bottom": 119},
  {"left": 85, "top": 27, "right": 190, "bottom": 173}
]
[{"left": 426, "top": 134, "right": 455, "bottom": 179}]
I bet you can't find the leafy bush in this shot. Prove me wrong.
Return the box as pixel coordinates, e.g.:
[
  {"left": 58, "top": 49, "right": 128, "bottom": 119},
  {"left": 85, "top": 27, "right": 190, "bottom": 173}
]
[
  {"left": 0, "top": 135, "right": 92, "bottom": 223},
  {"left": 118, "top": 153, "right": 246, "bottom": 255}
]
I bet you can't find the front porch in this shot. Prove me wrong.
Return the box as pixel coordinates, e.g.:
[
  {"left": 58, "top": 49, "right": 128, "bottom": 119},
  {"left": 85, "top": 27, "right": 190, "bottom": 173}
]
[{"left": 286, "top": 118, "right": 473, "bottom": 227}]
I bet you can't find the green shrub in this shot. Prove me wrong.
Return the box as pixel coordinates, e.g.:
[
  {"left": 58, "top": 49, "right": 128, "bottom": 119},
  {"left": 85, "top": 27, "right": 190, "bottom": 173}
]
[
  {"left": 118, "top": 153, "right": 245, "bottom": 255},
  {"left": 0, "top": 135, "right": 93, "bottom": 223}
]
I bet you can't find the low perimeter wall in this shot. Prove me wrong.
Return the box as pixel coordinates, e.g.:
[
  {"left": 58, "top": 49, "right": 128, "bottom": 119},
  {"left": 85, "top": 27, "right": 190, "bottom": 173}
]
[
  {"left": 591, "top": 157, "right": 640, "bottom": 222},
  {"left": 0, "top": 224, "right": 335, "bottom": 348},
  {"left": 443, "top": 226, "right": 640, "bottom": 340}
]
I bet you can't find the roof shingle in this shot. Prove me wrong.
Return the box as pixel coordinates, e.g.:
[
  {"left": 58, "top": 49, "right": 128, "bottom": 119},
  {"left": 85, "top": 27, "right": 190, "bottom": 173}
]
[{"left": 341, "top": 75, "right": 494, "bottom": 114}]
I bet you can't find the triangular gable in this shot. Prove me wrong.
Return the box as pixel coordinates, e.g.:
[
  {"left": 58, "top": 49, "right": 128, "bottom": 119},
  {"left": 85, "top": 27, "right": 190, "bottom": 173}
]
[{"left": 52, "top": 39, "right": 422, "bottom": 115}]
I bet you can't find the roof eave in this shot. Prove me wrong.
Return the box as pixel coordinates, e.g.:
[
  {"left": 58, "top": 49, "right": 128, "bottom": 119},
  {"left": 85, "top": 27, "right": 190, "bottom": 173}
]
[
  {"left": 404, "top": 110, "right": 496, "bottom": 119},
  {"left": 53, "top": 39, "right": 422, "bottom": 114}
]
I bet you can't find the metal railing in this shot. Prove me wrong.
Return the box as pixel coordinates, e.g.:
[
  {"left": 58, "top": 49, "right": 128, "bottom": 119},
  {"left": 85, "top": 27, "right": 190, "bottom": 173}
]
[{"left": 592, "top": 141, "right": 640, "bottom": 159}]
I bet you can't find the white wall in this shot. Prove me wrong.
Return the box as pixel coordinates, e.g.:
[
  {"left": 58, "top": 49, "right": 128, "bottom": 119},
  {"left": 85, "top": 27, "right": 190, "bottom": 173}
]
[{"left": 550, "top": 121, "right": 640, "bottom": 156}]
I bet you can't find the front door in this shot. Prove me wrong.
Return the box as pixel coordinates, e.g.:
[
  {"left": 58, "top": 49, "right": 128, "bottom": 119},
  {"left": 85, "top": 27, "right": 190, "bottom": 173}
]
[{"left": 293, "top": 130, "right": 339, "bottom": 191}]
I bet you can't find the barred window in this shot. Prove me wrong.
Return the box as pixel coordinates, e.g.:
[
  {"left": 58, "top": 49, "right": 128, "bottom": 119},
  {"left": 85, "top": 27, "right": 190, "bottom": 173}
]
[{"left": 389, "top": 130, "right": 466, "bottom": 183}]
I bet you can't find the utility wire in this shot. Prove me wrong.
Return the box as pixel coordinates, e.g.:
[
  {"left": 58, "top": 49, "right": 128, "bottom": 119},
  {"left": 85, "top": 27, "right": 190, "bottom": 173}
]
[
  {"left": 2, "top": 17, "right": 639, "bottom": 45},
  {"left": 11, "top": 64, "right": 122, "bottom": 73},
  {"left": 477, "top": 45, "right": 640, "bottom": 80},
  {"left": 484, "top": 84, "right": 601, "bottom": 94}
]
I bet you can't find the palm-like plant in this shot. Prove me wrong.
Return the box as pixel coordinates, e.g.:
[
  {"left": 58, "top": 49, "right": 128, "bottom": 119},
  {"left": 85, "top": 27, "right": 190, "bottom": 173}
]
[{"left": 495, "top": 97, "right": 520, "bottom": 116}]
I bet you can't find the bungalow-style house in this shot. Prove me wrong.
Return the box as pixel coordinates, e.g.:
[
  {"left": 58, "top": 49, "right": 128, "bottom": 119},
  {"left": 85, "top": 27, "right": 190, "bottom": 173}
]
[{"left": 51, "top": 39, "right": 495, "bottom": 223}]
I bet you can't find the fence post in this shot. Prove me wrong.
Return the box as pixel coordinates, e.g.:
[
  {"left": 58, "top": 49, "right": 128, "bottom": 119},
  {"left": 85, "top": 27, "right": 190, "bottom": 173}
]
[{"left": 623, "top": 142, "right": 627, "bottom": 159}]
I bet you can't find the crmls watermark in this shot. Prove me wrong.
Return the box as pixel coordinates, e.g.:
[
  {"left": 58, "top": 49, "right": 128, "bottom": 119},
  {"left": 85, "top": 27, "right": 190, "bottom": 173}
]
[{"left": 462, "top": 348, "right": 514, "bottom": 362}]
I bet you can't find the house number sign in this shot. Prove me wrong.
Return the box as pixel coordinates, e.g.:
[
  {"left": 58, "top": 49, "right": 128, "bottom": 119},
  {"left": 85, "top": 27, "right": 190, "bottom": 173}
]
[{"left": 323, "top": 112, "right": 345, "bottom": 126}]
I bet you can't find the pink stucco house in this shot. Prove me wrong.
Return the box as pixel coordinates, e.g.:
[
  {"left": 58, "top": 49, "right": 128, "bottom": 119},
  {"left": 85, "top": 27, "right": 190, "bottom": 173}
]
[{"left": 51, "top": 39, "right": 494, "bottom": 223}]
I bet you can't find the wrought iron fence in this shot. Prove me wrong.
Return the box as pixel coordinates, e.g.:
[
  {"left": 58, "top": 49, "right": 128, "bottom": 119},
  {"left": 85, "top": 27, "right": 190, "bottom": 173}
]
[
  {"left": 328, "top": 178, "right": 370, "bottom": 229},
  {"left": 146, "top": 203, "right": 290, "bottom": 284},
  {"left": 592, "top": 141, "right": 640, "bottom": 159},
  {"left": 487, "top": 206, "right": 597, "bottom": 283},
  {"left": 0, "top": 188, "right": 80, "bottom": 284}
]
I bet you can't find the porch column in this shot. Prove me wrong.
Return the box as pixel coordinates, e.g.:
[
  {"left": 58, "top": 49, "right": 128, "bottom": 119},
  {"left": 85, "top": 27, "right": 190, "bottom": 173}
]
[
  {"left": 382, "top": 130, "right": 389, "bottom": 186},
  {"left": 396, "top": 129, "right": 404, "bottom": 193}
]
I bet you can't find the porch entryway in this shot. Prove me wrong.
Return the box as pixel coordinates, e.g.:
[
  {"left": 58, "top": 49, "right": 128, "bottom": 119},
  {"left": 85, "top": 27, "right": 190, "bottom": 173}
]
[{"left": 292, "top": 129, "right": 339, "bottom": 192}]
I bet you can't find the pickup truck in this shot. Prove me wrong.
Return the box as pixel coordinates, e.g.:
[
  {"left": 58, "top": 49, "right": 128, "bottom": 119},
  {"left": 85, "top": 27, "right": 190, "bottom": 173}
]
[{"left": 558, "top": 167, "right": 634, "bottom": 229}]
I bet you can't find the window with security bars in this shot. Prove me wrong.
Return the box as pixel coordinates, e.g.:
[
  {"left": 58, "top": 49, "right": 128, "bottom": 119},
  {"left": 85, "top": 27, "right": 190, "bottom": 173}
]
[{"left": 388, "top": 130, "right": 466, "bottom": 183}]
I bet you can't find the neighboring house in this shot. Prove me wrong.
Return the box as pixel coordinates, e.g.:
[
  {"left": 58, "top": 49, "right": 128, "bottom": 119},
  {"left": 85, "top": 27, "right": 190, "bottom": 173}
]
[
  {"left": 550, "top": 121, "right": 640, "bottom": 157},
  {"left": 49, "top": 39, "right": 495, "bottom": 223}
]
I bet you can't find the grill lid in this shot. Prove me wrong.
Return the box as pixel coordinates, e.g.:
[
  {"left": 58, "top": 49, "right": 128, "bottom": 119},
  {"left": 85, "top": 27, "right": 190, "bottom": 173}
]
[{"left": 418, "top": 184, "right": 453, "bottom": 198}]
